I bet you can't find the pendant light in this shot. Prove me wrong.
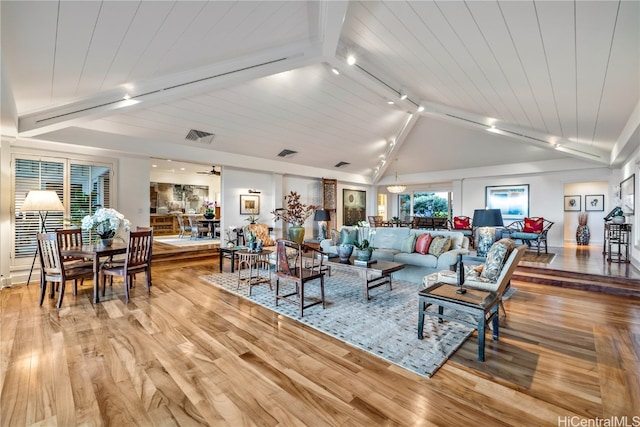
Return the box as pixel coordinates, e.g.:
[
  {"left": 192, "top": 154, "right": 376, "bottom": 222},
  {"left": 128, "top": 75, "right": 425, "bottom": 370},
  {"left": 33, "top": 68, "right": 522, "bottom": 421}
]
[{"left": 386, "top": 158, "right": 406, "bottom": 194}]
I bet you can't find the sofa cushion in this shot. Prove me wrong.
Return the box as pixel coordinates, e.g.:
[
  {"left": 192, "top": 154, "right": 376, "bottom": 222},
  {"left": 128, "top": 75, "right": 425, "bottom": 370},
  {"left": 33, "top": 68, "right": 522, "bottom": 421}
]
[
  {"left": 453, "top": 216, "right": 470, "bottom": 229},
  {"left": 330, "top": 229, "right": 340, "bottom": 246},
  {"left": 394, "top": 252, "right": 438, "bottom": 268},
  {"left": 428, "top": 235, "right": 451, "bottom": 257},
  {"left": 480, "top": 238, "right": 515, "bottom": 281},
  {"left": 415, "top": 233, "right": 432, "bottom": 254},
  {"left": 371, "top": 227, "right": 410, "bottom": 251},
  {"left": 523, "top": 217, "right": 544, "bottom": 233},
  {"left": 340, "top": 228, "right": 358, "bottom": 245},
  {"left": 510, "top": 231, "right": 540, "bottom": 240},
  {"left": 401, "top": 233, "right": 417, "bottom": 253},
  {"left": 371, "top": 248, "right": 398, "bottom": 262}
]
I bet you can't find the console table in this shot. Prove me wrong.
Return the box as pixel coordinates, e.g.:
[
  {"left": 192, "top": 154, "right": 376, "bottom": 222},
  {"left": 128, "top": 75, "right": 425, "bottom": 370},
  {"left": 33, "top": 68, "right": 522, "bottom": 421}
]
[{"left": 605, "top": 223, "right": 631, "bottom": 263}]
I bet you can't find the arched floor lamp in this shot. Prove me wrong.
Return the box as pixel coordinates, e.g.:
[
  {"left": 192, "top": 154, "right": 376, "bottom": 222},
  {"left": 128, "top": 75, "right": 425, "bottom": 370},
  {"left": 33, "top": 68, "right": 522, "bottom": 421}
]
[{"left": 20, "top": 190, "right": 65, "bottom": 285}]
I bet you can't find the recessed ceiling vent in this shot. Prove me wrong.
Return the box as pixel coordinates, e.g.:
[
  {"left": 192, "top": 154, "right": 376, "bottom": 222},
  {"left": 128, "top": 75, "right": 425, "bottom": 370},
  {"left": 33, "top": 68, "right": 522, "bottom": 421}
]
[
  {"left": 334, "top": 161, "right": 350, "bottom": 168},
  {"left": 185, "top": 129, "right": 215, "bottom": 144},
  {"left": 277, "top": 149, "right": 298, "bottom": 158}
]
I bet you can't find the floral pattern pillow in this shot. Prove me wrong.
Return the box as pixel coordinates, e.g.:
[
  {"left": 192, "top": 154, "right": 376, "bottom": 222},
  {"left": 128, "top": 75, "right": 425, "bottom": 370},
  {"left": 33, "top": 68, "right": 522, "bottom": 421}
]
[
  {"left": 480, "top": 238, "right": 515, "bottom": 281},
  {"left": 428, "top": 235, "right": 451, "bottom": 257}
]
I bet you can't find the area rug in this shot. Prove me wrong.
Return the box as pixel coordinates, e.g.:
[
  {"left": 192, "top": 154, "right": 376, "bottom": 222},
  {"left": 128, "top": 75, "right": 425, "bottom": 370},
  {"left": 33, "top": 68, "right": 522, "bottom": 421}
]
[
  {"left": 521, "top": 251, "right": 556, "bottom": 264},
  {"left": 201, "top": 271, "right": 475, "bottom": 378},
  {"left": 156, "top": 236, "right": 219, "bottom": 247}
]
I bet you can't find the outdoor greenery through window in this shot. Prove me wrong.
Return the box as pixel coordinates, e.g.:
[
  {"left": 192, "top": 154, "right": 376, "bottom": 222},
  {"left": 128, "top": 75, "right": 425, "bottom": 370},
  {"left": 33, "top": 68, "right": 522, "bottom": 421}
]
[
  {"left": 398, "top": 191, "right": 450, "bottom": 220},
  {"left": 13, "top": 157, "right": 112, "bottom": 260}
]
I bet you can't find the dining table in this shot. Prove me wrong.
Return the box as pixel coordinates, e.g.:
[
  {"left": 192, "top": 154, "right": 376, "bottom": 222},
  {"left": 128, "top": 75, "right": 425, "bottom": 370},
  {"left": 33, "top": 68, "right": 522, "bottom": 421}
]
[{"left": 60, "top": 242, "right": 128, "bottom": 303}]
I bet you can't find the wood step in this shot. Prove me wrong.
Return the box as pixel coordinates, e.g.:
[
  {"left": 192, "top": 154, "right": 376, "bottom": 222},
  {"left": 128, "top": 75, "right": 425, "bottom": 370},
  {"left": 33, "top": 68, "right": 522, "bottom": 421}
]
[{"left": 513, "top": 265, "right": 640, "bottom": 298}]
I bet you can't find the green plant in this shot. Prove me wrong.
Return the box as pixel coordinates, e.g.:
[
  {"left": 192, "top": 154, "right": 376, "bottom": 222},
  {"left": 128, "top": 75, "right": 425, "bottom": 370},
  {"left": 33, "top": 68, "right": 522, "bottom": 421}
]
[
  {"left": 354, "top": 225, "right": 376, "bottom": 250},
  {"left": 244, "top": 208, "right": 260, "bottom": 224}
]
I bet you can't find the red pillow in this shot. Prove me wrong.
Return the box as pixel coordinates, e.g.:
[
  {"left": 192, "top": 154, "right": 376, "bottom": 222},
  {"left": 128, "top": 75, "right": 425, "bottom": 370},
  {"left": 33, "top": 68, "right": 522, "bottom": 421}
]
[
  {"left": 523, "top": 217, "right": 544, "bottom": 233},
  {"left": 415, "top": 233, "right": 433, "bottom": 254},
  {"left": 453, "top": 216, "right": 470, "bottom": 229}
]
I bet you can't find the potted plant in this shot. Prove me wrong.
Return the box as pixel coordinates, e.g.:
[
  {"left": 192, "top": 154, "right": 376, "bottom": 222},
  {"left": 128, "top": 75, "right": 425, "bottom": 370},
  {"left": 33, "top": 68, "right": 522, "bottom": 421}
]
[
  {"left": 271, "top": 191, "right": 318, "bottom": 244},
  {"left": 81, "top": 207, "right": 131, "bottom": 246},
  {"left": 354, "top": 222, "right": 376, "bottom": 261},
  {"left": 203, "top": 200, "right": 215, "bottom": 219}
]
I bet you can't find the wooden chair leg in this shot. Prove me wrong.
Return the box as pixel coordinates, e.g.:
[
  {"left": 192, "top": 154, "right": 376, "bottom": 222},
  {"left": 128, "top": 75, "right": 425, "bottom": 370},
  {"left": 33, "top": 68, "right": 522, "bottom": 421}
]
[
  {"left": 56, "top": 281, "right": 65, "bottom": 308},
  {"left": 40, "top": 279, "right": 47, "bottom": 306}
]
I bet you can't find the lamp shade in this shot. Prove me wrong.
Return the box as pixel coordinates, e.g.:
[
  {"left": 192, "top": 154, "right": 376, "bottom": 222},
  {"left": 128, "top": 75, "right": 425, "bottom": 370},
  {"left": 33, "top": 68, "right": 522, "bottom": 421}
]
[
  {"left": 21, "top": 190, "right": 64, "bottom": 212},
  {"left": 472, "top": 209, "right": 504, "bottom": 227},
  {"left": 313, "top": 209, "right": 330, "bottom": 221}
]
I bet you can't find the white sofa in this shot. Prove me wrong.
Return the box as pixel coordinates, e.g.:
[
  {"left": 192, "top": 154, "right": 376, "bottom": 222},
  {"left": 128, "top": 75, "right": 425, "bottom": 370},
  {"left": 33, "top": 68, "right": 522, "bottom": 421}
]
[{"left": 320, "top": 227, "right": 470, "bottom": 283}]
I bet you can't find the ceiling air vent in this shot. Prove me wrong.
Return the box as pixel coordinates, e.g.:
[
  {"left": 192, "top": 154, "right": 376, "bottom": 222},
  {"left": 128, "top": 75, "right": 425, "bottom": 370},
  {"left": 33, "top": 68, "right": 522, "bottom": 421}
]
[
  {"left": 185, "top": 129, "right": 215, "bottom": 144},
  {"left": 335, "top": 161, "right": 350, "bottom": 168},
  {"left": 277, "top": 149, "right": 298, "bottom": 158}
]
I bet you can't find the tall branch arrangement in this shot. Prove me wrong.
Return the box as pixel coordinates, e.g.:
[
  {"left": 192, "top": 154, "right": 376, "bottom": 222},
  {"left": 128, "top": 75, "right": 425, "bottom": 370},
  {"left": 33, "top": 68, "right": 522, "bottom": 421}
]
[{"left": 271, "top": 191, "right": 318, "bottom": 227}]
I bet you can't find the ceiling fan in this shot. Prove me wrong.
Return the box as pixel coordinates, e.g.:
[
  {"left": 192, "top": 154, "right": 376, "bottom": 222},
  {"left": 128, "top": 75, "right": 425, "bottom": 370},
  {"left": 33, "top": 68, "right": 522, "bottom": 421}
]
[{"left": 197, "top": 165, "right": 220, "bottom": 176}]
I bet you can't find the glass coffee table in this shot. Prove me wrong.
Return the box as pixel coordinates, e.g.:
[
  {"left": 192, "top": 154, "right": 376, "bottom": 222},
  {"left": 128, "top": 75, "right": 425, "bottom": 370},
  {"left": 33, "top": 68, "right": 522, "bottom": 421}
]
[{"left": 327, "top": 257, "right": 405, "bottom": 300}]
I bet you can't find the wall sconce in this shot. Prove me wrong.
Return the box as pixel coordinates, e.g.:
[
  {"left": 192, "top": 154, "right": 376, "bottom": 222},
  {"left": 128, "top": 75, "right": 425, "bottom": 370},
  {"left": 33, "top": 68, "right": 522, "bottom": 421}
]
[{"left": 248, "top": 189, "right": 261, "bottom": 194}]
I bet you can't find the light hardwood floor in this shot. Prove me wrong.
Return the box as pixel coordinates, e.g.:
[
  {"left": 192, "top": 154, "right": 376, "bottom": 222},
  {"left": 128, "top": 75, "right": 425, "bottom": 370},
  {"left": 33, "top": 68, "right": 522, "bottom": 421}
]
[{"left": 1, "top": 251, "right": 639, "bottom": 426}]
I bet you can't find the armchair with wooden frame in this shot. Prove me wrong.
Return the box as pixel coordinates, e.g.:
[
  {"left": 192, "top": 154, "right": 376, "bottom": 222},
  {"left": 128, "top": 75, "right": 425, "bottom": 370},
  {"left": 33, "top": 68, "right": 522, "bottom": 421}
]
[
  {"left": 274, "top": 239, "right": 326, "bottom": 317},
  {"left": 505, "top": 217, "right": 554, "bottom": 254},
  {"left": 368, "top": 215, "right": 385, "bottom": 227},
  {"left": 450, "top": 216, "right": 476, "bottom": 249}
]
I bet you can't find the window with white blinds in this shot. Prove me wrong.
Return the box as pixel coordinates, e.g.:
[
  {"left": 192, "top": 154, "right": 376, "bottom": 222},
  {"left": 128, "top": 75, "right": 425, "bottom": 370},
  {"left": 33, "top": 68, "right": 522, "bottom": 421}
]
[{"left": 13, "top": 157, "right": 113, "bottom": 259}]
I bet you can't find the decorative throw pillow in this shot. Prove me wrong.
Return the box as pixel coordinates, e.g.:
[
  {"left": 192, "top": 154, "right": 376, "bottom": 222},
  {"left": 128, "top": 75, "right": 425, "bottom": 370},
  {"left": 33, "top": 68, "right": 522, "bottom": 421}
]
[
  {"left": 339, "top": 228, "right": 357, "bottom": 245},
  {"left": 415, "top": 233, "right": 433, "bottom": 254},
  {"left": 523, "top": 217, "right": 544, "bottom": 233},
  {"left": 428, "top": 235, "right": 451, "bottom": 257},
  {"left": 401, "top": 233, "right": 417, "bottom": 253},
  {"left": 480, "top": 239, "right": 515, "bottom": 281},
  {"left": 330, "top": 229, "right": 340, "bottom": 246},
  {"left": 453, "top": 216, "right": 470, "bottom": 229}
]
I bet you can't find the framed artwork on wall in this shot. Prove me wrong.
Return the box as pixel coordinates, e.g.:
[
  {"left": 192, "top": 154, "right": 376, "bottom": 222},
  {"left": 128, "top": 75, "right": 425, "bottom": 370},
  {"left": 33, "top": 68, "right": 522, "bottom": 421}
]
[
  {"left": 485, "top": 184, "right": 529, "bottom": 220},
  {"left": 240, "top": 194, "right": 260, "bottom": 215},
  {"left": 620, "top": 174, "right": 635, "bottom": 215},
  {"left": 564, "top": 195, "right": 581, "bottom": 211},
  {"left": 343, "top": 189, "right": 366, "bottom": 226},
  {"left": 585, "top": 194, "right": 604, "bottom": 211}
]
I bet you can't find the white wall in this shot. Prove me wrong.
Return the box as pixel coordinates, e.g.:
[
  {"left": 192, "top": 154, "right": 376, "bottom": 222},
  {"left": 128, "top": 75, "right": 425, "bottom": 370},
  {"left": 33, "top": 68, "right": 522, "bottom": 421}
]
[{"left": 564, "top": 182, "right": 609, "bottom": 245}]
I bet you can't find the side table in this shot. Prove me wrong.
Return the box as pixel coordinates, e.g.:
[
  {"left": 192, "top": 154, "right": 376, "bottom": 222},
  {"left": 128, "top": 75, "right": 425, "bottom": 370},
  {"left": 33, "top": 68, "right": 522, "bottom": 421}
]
[
  {"left": 219, "top": 246, "right": 245, "bottom": 273},
  {"left": 237, "top": 249, "right": 273, "bottom": 296},
  {"left": 418, "top": 282, "right": 500, "bottom": 362}
]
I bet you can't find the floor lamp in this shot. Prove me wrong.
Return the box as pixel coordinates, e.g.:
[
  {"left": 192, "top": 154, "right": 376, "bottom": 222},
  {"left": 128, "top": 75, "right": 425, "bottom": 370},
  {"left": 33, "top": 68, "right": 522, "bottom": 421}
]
[
  {"left": 21, "top": 190, "right": 65, "bottom": 285},
  {"left": 472, "top": 208, "right": 504, "bottom": 258}
]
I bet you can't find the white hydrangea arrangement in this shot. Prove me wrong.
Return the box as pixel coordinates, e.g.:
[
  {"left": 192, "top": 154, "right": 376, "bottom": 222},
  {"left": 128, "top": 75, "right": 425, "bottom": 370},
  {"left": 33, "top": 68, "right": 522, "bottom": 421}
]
[{"left": 81, "top": 208, "right": 131, "bottom": 239}]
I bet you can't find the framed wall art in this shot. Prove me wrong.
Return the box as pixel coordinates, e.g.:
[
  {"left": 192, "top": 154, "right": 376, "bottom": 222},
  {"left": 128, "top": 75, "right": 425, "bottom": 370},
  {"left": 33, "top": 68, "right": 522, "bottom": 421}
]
[
  {"left": 343, "top": 189, "right": 366, "bottom": 226},
  {"left": 620, "top": 174, "right": 635, "bottom": 215},
  {"left": 564, "top": 195, "right": 581, "bottom": 211},
  {"left": 485, "top": 184, "right": 529, "bottom": 220},
  {"left": 240, "top": 194, "right": 260, "bottom": 215},
  {"left": 585, "top": 194, "right": 604, "bottom": 211}
]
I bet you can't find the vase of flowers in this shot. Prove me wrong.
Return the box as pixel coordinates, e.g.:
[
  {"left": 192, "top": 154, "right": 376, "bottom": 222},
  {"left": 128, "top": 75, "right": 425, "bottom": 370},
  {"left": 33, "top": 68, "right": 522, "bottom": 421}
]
[
  {"left": 271, "top": 191, "right": 318, "bottom": 244},
  {"left": 203, "top": 201, "right": 215, "bottom": 219},
  {"left": 81, "top": 208, "right": 131, "bottom": 245},
  {"left": 354, "top": 222, "right": 376, "bottom": 261}
]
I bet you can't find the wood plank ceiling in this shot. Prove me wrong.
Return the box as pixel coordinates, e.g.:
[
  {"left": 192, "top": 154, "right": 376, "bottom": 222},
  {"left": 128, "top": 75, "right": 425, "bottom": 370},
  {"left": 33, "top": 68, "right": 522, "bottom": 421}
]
[{"left": 1, "top": 1, "right": 638, "bottom": 182}]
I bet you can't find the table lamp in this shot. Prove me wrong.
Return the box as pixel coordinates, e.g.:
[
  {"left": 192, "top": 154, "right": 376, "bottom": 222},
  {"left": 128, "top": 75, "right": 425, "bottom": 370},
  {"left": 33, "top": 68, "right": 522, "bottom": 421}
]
[
  {"left": 313, "top": 209, "right": 330, "bottom": 240},
  {"left": 472, "top": 208, "right": 504, "bottom": 257},
  {"left": 20, "top": 190, "right": 65, "bottom": 285}
]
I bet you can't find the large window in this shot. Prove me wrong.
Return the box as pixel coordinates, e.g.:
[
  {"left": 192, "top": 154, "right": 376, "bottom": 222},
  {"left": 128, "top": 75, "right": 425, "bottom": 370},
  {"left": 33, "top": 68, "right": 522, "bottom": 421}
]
[
  {"left": 395, "top": 191, "right": 450, "bottom": 220},
  {"left": 13, "top": 156, "right": 112, "bottom": 260}
]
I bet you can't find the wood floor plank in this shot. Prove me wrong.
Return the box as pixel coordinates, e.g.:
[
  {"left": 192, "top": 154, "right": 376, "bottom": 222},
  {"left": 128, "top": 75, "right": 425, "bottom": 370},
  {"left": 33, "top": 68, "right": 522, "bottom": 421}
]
[{"left": 2, "top": 250, "right": 639, "bottom": 426}]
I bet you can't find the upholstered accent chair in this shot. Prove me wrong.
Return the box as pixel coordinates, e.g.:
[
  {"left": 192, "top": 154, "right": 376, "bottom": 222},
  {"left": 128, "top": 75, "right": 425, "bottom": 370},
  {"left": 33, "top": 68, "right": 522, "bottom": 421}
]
[
  {"left": 246, "top": 223, "right": 275, "bottom": 247},
  {"left": 368, "top": 215, "right": 384, "bottom": 227},
  {"left": 505, "top": 217, "right": 554, "bottom": 254}
]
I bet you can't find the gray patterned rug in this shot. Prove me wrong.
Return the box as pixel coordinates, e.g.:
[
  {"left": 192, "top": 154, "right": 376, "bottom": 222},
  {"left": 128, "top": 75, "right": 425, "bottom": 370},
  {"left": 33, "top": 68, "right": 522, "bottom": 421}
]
[{"left": 201, "top": 270, "right": 475, "bottom": 378}]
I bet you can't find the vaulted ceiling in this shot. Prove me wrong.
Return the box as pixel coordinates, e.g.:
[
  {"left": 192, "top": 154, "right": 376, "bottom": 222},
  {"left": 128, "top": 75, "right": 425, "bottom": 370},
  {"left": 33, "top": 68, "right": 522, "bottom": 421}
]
[{"left": 2, "top": 1, "right": 639, "bottom": 185}]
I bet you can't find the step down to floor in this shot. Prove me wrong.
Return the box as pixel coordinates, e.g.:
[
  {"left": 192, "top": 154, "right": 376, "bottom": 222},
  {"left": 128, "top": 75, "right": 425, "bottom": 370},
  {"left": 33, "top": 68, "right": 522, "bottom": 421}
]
[{"left": 514, "top": 266, "right": 640, "bottom": 298}]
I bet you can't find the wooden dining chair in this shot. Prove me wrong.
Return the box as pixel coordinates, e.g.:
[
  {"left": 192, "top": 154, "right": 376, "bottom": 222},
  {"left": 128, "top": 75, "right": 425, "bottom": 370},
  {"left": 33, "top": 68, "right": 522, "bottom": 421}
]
[
  {"left": 100, "top": 229, "right": 153, "bottom": 302},
  {"left": 274, "top": 239, "right": 326, "bottom": 317},
  {"left": 37, "top": 232, "right": 94, "bottom": 308},
  {"left": 55, "top": 227, "right": 93, "bottom": 287},
  {"left": 187, "top": 215, "right": 209, "bottom": 239}
]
